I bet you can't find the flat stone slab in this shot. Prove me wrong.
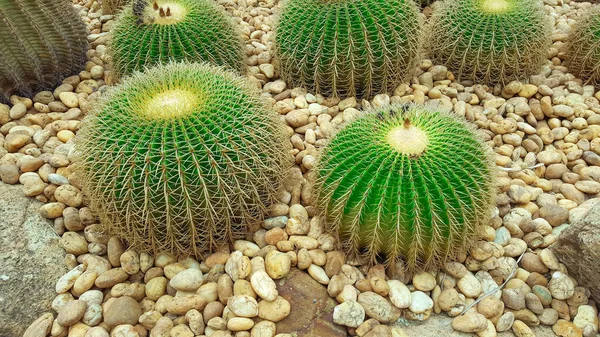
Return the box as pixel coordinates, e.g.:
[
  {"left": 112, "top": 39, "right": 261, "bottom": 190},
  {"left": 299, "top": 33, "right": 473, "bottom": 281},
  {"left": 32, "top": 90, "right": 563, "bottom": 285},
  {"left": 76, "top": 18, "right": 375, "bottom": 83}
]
[{"left": 0, "top": 182, "right": 65, "bottom": 336}]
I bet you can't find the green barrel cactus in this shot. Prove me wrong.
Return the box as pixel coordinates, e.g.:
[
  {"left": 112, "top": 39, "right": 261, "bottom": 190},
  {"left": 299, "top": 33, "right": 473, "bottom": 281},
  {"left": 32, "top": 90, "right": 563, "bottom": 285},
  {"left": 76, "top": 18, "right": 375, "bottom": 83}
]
[
  {"left": 110, "top": 0, "right": 244, "bottom": 78},
  {"left": 425, "top": 0, "right": 551, "bottom": 84},
  {"left": 75, "top": 62, "right": 290, "bottom": 257},
  {"left": 0, "top": 0, "right": 88, "bottom": 102},
  {"left": 314, "top": 104, "right": 496, "bottom": 271},
  {"left": 566, "top": 6, "right": 600, "bottom": 87},
  {"left": 274, "top": 0, "right": 421, "bottom": 99}
]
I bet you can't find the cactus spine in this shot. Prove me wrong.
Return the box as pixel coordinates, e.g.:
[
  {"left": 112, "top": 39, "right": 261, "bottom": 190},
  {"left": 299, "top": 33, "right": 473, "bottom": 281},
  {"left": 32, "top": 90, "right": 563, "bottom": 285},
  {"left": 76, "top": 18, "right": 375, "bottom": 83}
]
[
  {"left": 314, "top": 104, "right": 496, "bottom": 271},
  {"left": 0, "top": 0, "right": 88, "bottom": 102},
  {"left": 274, "top": 0, "right": 422, "bottom": 99},
  {"left": 75, "top": 62, "right": 290, "bottom": 257}
]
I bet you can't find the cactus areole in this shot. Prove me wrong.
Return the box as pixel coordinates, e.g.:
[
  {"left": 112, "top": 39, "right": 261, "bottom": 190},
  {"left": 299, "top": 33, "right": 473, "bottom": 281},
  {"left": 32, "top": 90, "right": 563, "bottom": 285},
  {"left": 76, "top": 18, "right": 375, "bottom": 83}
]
[{"left": 314, "top": 104, "right": 496, "bottom": 271}]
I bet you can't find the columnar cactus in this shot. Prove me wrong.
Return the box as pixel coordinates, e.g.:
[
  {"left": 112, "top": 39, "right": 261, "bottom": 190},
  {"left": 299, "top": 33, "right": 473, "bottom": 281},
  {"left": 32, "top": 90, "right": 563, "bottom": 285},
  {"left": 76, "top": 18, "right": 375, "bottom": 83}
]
[
  {"left": 274, "top": 0, "right": 422, "bottom": 99},
  {"left": 110, "top": 0, "right": 244, "bottom": 77},
  {"left": 0, "top": 0, "right": 88, "bottom": 102},
  {"left": 314, "top": 104, "right": 496, "bottom": 271},
  {"left": 566, "top": 6, "right": 600, "bottom": 86},
  {"left": 75, "top": 62, "right": 290, "bottom": 257},
  {"left": 425, "top": 0, "right": 551, "bottom": 84}
]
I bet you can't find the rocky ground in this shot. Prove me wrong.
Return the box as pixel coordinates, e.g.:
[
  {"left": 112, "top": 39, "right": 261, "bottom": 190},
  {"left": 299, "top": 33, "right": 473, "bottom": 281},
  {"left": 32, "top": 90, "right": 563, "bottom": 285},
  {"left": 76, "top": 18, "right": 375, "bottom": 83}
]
[{"left": 0, "top": 0, "right": 599, "bottom": 336}]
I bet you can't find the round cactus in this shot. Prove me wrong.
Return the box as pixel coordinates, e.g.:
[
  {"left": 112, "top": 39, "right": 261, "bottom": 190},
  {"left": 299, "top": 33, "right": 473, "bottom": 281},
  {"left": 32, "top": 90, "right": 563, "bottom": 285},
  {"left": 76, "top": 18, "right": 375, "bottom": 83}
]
[
  {"left": 110, "top": 0, "right": 244, "bottom": 77},
  {"left": 425, "top": 0, "right": 551, "bottom": 84},
  {"left": 0, "top": 0, "right": 88, "bottom": 102},
  {"left": 75, "top": 62, "right": 290, "bottom": 257},
  {"left": 274, "top": 0, "right": 421, "bottom": 99},
  {"left": 566, "top": 6, "right": 600, "bottom": 86},
  {"left": 314, "top": 104, "right": 496, "bottom": 271}
]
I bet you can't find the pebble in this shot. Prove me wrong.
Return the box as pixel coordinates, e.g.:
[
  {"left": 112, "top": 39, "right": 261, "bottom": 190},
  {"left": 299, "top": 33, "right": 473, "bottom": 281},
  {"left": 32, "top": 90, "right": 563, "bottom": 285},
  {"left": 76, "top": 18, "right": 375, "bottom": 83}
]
[
  {"left": 308, "top": 264, "right": 329, "bottom": 284},
  {"left": 333, "top": 300, "right": 365, "bottom": 328},
  {"left": 553, "top": 319, "right": 583, "bottom": 337},
  {"left": 227, "top": 295, "right": 258, "bottom": 318},
  {"left": 257, "top": 296, "right": 290, "bottom": 322},
  {"left": 57, "top": 300, "right": 87, "bottom": 327},
  {"left": 265, "top": 250, "right": 291, "bottom": 279},
  {"left": 513, "top": 320, "right": 536, "bottom": 337},
  {"left": 496, "top": 312, "right": 515, "bottom": 332},
  {"left": 228, "top": 317, "right": 255, "bottom": 331},
  {"left": 387, "top": 280, "right": 411, "bottom": 309},
  {"left": 54, "top": 184, "right": 83, "bottom": 207},
  {"left": 457, "top": 273, "right": 482, "bottom": 298},
  {"left": 573, "top": 306, "right": 598, "bottom": 333},
  {"left": 56, "top": 265, "right": 85, "bottom": 293},
  {"left": 357, "top": 292, "right": 394, "bottom": 323},
  {"left": 452, "top": 313, "right": 488, "bottom": 332},
  {"left": 103, "top": 296, "right": 142, "bottom": 328},
  {"left": 59, "top": 92, "right": 79, "bottom": 108},
  {"left": 412, "top": 272, "right": 436, "bottom": 292},
  {"left": 48, "top": 173, "right": 69, "bottom": 185},
  {"left": 250, "top": 270, "right": 278, "bottom": 301},
  {"left": 145, "top": 277, "right": 167, "bottom": 301},
  {"left": 439, "top": 288, "right": 460, "bottom": 312},
  {"left": 548, "top": 272, "right": 575, "bottom": 300},
  {"left": 409, "top": 291, "right": 433, "bottom": 314},
  {"left": 23, "top": 313, "right": 53, "bottom": 337},
  {"left": 170, "top": 268, "right": 203, "bottom": 292}
]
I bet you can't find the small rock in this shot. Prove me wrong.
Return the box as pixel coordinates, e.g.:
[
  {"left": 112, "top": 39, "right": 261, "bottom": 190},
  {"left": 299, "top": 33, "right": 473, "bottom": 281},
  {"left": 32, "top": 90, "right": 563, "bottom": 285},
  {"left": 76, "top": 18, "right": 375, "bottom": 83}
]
[
  {"left": 170, "top": 268, "right": 203, "bottom": 292},
  {"left": 227, "top": 295, "right": 258, "bottom": 318},
  {"left": 548, "top": 272, "right": 575, "bottom": 300},
  {"left": 333, "top": 300, "right": 365, "bottom": 328},
  {"left": 59, "top": 92, "right": 79, "bottom": 108},
  {"left": 553, "top": 319, "right": 583, "bottom": 337},
  {"left": 57, "top": 299, "right": 87, "bottom": 327},
  {"left": 496, "top": 312, "right": 515, "bottom": 332},
  {"left": 452, "top": 313, "right": 488, "bottom": 332},
  {"left": 409, "top": 291, "right": 433, "bottom": 314},
  {"left": 357, "top": 292, "right": 394, "bottom": 323},
  {"left": 54, "top": 185, "right": 83, "bottom": 207},
  {"left": 257, "top": 296, "right": 290, "bottom": 322},
  {"left": 227, "top": 317, "right": 255, "bottom": 331},
  {"left": 412, "top": 272, "right": 436, "bottom": 292},
  {"left": 439, "top": 288, "right": 460, "bottom": 312},
  {"left": 250, "top": 270, "right": 278, "bottom": 301},
  {"left": 573, "top": 305, "right": 598, "bottom": 333},
  {"left": 265, "top": 250, "right": 291, "bottom": 279},
  {"left": 513, "top": 320, "right": 535, "bottom": 337},
  {"left": 23, "top": 313, "right": 53, "bottom": 337},
  {"left": 457, "top": 273, "right": 482, "bottom": 298},
  {"left": 103, "top": 296, "right": 142, "bottom": 328}
]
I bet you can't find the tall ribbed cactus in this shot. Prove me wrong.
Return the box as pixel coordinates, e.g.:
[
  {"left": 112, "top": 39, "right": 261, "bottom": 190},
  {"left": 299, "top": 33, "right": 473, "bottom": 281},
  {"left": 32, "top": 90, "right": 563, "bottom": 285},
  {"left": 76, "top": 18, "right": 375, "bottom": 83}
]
[
  {"left": 566, "top": 6, "right": 600, "bottom": 86},
  {"left": 110, "top": 0, "right": 244, "bottom": 78},
  {"left": 425, "top": 0, "right": 551, "bottom": 84},
  {"left": 75, "top": 62, "right": 290, "bottom": 257},
  {"left": 314, "top": 104, "right": 496, "bottom": 271},
  {"left": 0, "top": 0, "right": 88, "bottom": 102},
  {"left": 274, "top": 0, "right": 421, "bottom": 99}
]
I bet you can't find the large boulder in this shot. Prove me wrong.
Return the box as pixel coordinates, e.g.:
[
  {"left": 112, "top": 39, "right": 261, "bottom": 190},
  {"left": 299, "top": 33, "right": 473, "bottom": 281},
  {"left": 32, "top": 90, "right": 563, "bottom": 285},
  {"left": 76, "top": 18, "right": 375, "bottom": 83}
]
[
  {"left": 0, "top": 182, "right": 66, "bottom": 336},
  {"left": 276, "top": 268, "right": 346, "bottom": 337},
  {"left": 551, "top": 202, "right": 600, "bottom": 303}
]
